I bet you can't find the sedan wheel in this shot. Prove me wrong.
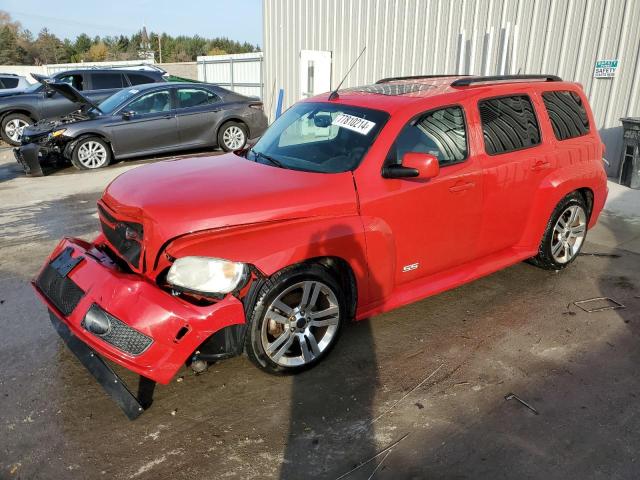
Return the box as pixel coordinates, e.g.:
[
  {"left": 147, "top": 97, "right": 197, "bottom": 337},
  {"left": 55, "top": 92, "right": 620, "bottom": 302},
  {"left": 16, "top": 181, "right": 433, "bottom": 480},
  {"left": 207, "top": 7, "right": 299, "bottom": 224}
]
[
  {"left": 551, "top": 205, "right": 587, "bottom": 264},
  {"left": 262, "top": 280, "right": 340, "bottom": 367},
  {"left": 220, "top": 123, "right": 247, "bottom": 151},
  {"left": 71, "top": 137, "right": 112, "bottom": 171},
  {"left": 77, "top": 140, "right": 108, "bottom": 169}
]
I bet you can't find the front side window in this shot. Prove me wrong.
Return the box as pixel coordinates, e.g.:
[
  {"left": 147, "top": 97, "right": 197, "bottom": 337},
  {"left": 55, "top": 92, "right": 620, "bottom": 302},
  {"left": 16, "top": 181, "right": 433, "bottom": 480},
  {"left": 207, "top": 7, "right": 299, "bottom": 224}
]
[
  {"left": 248, "top": 102, "right": 389, "bottom": 173},
  {"left": 56, "top": 74, "right": 84, "bottom": 90},
  {"left": 388, "top": 106, "right": 468, "bottom": 167},
  {"left": 92, "top": 73, "right": 125, "bottom": 90},
  {"left": 542, "top": 90, "right": 590, "bottom": 140},
  {"left": 479, "top": 95, "right": 541, "bottom": 155},
  {"left": 176, "top": 88, "right": 220, "bottom": 108},
  {"left": 125, "top": 90, "right": 172, "bottom": 114}
]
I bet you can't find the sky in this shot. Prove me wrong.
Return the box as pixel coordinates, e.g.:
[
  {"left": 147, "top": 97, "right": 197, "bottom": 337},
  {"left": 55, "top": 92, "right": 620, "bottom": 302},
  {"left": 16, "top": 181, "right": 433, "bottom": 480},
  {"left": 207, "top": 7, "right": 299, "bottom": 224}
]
[{"left": 2, "top": 0, "right": 263, "bottom": 45}]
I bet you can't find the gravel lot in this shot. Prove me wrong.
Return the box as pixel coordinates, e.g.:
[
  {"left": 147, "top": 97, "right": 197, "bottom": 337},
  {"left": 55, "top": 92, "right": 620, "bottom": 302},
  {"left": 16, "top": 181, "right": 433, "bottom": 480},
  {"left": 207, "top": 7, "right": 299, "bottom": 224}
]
[{"left": 1, "top": 147, "right": 640, "bottom": 479}]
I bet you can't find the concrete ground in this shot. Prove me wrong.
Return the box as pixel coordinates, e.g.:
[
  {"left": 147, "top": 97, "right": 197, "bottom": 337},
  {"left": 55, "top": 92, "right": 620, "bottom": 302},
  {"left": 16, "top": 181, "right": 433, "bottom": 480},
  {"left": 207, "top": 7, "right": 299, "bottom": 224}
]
[{"left": 1, "top": 147, "right": 640, "bottom": 480}]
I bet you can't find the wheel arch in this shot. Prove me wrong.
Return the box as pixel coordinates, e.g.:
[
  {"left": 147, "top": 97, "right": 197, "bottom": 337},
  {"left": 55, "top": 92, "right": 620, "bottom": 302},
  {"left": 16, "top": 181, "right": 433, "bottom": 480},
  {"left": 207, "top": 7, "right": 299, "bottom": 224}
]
[
  {"left": 0, "top": 108, "right": 38, "bottom": 123},
  {"left": 521, "top": 180, "right": 597, "bottom": 251},
  {"left": 294, "top": 256, "right": 358, "bottom": 319},
  {"left": 216, "top": 116, "right": 250, "bottom": 140},
  {"left": 65, "top": 132, "right": 115, "bottom": 159}
]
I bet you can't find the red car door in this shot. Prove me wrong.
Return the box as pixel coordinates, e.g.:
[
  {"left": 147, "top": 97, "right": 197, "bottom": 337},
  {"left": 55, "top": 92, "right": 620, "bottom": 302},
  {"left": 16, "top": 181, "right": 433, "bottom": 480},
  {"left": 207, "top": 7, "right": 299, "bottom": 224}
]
[
  {"left": 356, "top": 105, "right": 483, "bottom": 289},
  {"left": 473, "top": 93, "right": 547, "bottom": 257}
]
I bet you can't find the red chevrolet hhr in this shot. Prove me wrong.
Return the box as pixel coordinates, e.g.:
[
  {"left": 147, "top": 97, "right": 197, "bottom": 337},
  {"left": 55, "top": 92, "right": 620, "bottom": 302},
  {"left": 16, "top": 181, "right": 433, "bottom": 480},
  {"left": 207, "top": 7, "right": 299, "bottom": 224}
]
[{"left": 34, "top": 74, "right": 608, "bottom": 418}]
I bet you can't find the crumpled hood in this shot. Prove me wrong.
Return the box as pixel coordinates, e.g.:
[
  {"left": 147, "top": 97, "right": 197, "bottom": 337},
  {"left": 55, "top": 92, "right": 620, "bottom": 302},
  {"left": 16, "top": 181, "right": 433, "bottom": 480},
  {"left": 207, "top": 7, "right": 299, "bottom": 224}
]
[
  {"left": 101, "top": 153, "right": 358, "bottom": 264},
  {"left": 22, "top": 110, "right": 91, "bottom": 142}
]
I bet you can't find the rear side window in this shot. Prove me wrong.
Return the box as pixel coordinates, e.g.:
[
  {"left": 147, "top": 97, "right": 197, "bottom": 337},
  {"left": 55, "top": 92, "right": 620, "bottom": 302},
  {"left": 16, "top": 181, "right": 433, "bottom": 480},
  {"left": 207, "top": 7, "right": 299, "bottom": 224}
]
[
  {"left": 2, "top": 77, "right": 19, "bottom": 88},
  {"left": 389, "top": 106, "right": 468, "bottom": 167},
  {"left": 479, "top": 95, "right": 541, "bottom": 155},
  {"left": 542, "top": 90, "right": 590, "bottom": 140},
  {"left": 127, "top": 73, "right": 156, "bottom": 86},
  {"left": 91, "top": 73, "right": 125, "bottom": 89},
  {"left": 176, "top": 88, "right": 220, "bottom": 108}
]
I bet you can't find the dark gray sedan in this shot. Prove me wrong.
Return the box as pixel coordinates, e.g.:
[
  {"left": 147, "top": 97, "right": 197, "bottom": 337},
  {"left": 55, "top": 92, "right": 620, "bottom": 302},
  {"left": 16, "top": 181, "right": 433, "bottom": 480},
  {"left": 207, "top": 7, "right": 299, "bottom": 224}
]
[{"left": 15, "top": 81, "right": 268, "bottom": 175}]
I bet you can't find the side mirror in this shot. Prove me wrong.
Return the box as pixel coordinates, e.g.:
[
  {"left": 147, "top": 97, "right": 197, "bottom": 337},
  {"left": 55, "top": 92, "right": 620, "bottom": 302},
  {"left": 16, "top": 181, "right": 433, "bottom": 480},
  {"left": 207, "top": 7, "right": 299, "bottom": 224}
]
[
  {"left": 122, "top": 110, "right": 135, "bottom": 120},
  {"left": 44, "top": 89, "right": 55, "bottom": 98},
  {"left": 382, "top": 152, "right": 440, "bottom": 179}
]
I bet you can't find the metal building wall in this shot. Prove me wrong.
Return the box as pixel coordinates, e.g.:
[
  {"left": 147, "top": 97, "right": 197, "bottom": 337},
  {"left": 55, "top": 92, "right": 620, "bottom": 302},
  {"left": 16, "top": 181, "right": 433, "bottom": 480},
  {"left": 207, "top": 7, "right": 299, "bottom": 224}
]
[{"left": 263, "top": 0, "right": 640, "bottom": 177}]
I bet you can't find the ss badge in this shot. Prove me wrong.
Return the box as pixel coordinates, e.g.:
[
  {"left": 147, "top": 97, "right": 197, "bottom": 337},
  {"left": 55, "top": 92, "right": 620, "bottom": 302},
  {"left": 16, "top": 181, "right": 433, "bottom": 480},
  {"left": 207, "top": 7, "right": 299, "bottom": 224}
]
[{"left": 402, "top": 262, "right": 419, "bottom": 273}]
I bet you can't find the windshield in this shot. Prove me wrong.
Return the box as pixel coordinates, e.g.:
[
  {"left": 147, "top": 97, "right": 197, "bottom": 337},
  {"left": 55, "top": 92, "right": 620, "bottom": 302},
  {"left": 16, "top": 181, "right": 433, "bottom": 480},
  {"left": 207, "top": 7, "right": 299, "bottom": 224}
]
[
  {"left": 97, "top": 88, "right": 141, "bottom": 114},
  {"left": 248, "top": 102, "right": 389, "bottom": 173}
]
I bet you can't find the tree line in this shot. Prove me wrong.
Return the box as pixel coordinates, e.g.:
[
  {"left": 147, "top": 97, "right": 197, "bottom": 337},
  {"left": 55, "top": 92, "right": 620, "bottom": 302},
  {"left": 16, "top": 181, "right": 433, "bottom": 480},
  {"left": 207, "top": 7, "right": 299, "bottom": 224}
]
[{"left": 0, "top": 11, "right": 260, "bottom": 65}]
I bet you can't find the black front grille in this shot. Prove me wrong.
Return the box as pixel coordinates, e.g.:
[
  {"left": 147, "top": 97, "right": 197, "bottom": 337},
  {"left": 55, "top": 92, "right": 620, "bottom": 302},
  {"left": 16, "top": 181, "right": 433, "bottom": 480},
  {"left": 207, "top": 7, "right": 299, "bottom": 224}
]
[
  {"left": 82, "top": 305, "right": 153, "bottom": 355},
  {"left": 36, "top": 263, "right": 85, "bottom": 316},
  {"left": 98, "top": 206, "right": 143, "bottom": 269}
]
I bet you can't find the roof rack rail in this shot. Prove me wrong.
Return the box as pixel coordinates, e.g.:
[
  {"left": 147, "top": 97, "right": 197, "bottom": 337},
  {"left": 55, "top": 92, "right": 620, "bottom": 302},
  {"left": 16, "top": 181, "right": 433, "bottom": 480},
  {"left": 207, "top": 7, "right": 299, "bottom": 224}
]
[
  {"left": 376, "top": 74, "right": 468, "bottom": 84},
  {"left": 450, "top": 74, "right": 561, "bottom": 87}
]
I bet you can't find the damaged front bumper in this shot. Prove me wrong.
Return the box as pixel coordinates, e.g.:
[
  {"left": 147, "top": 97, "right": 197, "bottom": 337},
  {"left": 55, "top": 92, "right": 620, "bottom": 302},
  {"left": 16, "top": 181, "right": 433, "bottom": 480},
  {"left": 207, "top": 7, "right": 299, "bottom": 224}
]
[
  {"left": 14, "top": 143, "right": 45, "bottom": 177},
  {"left": 33, "top": 237, "right": 247, "bottom": 417},
  {"left": 14, "top": 143, "right": 64, "bottom": 177}
]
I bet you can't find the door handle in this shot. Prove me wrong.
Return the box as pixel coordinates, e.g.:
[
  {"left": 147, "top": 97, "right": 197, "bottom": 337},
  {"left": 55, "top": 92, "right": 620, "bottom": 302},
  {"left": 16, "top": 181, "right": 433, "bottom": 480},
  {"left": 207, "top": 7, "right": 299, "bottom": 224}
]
[
  {"left": 531, "top": 160, "right": 551, "bottom": 171},
  {"left": 449, "top": 181, "right": 475, "bottom": 193},
  {"left": 163, "top": 115, "right": 173, "bottom": 119}
]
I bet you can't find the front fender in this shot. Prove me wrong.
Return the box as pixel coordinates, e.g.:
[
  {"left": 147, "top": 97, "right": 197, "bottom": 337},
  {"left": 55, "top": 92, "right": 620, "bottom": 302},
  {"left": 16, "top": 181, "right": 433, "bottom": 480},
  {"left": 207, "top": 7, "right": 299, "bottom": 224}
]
[{"left": 162, "top": 216, "right": 374, "bottom": 306}]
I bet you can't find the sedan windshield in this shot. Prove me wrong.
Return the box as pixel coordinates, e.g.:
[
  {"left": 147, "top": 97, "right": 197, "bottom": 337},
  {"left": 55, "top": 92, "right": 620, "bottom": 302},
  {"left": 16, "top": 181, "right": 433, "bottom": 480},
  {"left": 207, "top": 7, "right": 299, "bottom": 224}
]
[
  {"left": 248, "top": 102, "right": 389, "bottom": 173},
  {"left": 97, "top": 88, "right": 141, "bottom": 114}
]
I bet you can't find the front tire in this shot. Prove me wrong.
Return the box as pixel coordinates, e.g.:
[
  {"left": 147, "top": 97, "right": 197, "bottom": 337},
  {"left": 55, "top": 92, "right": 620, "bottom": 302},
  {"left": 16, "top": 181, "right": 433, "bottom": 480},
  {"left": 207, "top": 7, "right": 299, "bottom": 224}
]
[
  {"left": 530, "top": 192, "right": 588, "bottom": 270},
  {"left": 245, "top": 264, "right": 345, "bottom": 374},
  {"left": 1, "top": 113, "right": 31, "bottom": 146},
  {"left": 71, "top": 137, "right": 112, "bottom": 170},
  {"left": 218, "top": 121, "right": 247, "bottom": 151}
]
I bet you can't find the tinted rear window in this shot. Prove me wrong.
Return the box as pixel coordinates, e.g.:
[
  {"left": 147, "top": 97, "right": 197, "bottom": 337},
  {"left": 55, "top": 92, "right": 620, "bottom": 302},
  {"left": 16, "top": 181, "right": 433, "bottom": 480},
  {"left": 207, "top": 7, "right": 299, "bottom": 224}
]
[
  {"left": 542, "top": 90, "right": 590, "bottom": 140},
  {"left": 479, "top": 95, "right": 541, "bottom": 155},
  {"left": 127, "top": 73, "right": 156, "bottom": 86},
  {"left": 92, "top": 73, "right": 125, "bottom": 89}
]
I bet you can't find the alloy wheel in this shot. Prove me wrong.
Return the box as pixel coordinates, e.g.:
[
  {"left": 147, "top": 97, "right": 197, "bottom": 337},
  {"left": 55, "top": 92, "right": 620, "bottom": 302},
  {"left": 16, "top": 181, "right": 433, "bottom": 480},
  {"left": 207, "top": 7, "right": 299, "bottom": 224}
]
[
  {"left": 551, "top": 205, "right": 587, "bottom": 263},
  {"left": 77, "top": 141, "right": 108, "bottom": 169},
  {"left": 261, "top": 280, "right": 340, "bottom": 367},
  {"left": 222, "top": 125, "right": 245, "bottom": 150},
  {"left": 5, "top": 118, "right": 28, "bottom": 143}
]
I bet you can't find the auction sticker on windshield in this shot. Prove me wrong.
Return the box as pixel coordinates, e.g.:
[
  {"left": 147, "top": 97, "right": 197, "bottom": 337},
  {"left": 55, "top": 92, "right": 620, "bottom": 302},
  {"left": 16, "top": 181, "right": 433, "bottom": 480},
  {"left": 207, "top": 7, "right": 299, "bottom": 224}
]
[{"left": 332, "top": 113, "right": 376, "bottom": 135}]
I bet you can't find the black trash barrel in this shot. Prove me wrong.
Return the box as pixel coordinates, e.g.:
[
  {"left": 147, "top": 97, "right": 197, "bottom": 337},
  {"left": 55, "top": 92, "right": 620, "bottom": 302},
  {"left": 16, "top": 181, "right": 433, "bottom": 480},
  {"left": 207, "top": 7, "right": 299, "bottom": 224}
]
[{"left": 619, "top": 117, "right": 640, "bottom": 189}]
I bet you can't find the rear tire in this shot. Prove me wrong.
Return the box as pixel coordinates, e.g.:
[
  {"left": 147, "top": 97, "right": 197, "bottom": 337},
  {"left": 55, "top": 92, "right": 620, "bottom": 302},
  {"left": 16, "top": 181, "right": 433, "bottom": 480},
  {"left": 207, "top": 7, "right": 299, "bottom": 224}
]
[
  {"left": 1, "top": 113, "right": 32, "bottom": 146},
  {"left": 218, "top": 121, "right": 248, "bottom": 152},
  {"left": 530, "top": 192, "right": 588, "bottom": 270},
  {"left": 245, "top": 264, "right": 345, "bottom": 375},
  {"left": 71, "top": 137, "right": 112, "bottom": 170}
]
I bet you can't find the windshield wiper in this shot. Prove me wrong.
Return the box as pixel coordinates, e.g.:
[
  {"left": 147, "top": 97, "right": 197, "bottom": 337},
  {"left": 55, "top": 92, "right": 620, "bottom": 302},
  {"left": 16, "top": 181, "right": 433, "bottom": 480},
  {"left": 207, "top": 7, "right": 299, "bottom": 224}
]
[{"left": 251, "top": 149, "right": 284, "bottom": 168}]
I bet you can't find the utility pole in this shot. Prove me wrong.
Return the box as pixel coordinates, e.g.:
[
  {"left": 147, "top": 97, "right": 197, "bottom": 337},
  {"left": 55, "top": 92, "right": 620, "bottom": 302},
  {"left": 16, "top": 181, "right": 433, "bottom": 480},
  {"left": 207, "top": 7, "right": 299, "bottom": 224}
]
[{"left": 158, "top": 35, "right": 162, "bottom": 64}]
